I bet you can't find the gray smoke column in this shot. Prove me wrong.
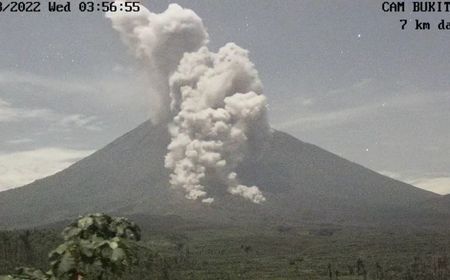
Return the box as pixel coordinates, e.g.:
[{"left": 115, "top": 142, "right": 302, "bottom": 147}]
[
  {"left": 107, "top": 3, "right": 271, "bottom": 204},
  {"left": 106, "top": 2, "right": 209, "bottom": 123}
]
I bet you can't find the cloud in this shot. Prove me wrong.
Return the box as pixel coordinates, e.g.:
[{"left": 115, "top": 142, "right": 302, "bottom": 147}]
[
  {"left": 378, "top": 170, "right": 450, "bottom": 195},
  {"left": 273, "top": 88, "right": 431, "bottom": 131},
  {"left": 0, "top": 97, "right": 102, "bottom": 132},
  {"left": 0, "top": 99, "right": 13, "bottom": 121},
  {"left": 163, "top": 44, "right": 271, "bottom": 204},
  {"left": 407, "top": 177, "right": 450, "bottom": 195},
  {"left": 274, "top": 104, "right": 378, "bottom": 130},
  {"left": 109, "top": 3, "right": 271, "bottom": 204},
  {"left": 0, "top": 67, "right": 164, "bottom": 132},
  {"left": 106, "top": 2, "right": 209, "bottom": 123},
  {"left": 59, "top": 114, "right": 102, "bottom": 131},
  {"left": 0, "top": 148, "right": 93, "bottom": 191},
  {"left": 378, "top": 170, "right": 402, "bottom": 180},
  {"left": 0, "top": 70, "right": 94, "bottom": 95},
  {"left": 228, "top": 184, "right": 266, "bottom": 204},
  {"left": 0, "top": 98, "right": 53, "bottom": 122},
  {"left": 5, "top": 138, "right": 34, "bottom": 145}
]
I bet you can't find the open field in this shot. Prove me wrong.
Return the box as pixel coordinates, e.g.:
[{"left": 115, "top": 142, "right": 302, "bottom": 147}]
[{"left": 1, "top": 217, "right": 449, "bottom": 279}]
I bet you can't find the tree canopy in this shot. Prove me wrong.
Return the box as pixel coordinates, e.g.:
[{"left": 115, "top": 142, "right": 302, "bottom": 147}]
[{"left": 0, "top": 213, "right": 141, "bottom": 280}]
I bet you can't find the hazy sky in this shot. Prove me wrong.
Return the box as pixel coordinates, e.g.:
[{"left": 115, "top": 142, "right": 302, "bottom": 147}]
[{"left": 0, "top": 0, "right": 449, "bottom": 194}]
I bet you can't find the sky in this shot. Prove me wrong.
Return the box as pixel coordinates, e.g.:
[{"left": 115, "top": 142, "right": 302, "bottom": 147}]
[{"left": 0, "top": 0, "right": 449, "bottom": 194}]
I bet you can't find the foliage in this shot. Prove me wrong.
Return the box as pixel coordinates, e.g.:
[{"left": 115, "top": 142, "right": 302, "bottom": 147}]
[
  {"left": 49, "top": 213, "right": 141, "bottom": 279},
  {"left": 1, "top": 220, "right": 450, "bottom": 279},
  {"left": 1, "top": 214, "right": 141, "bottom": 280},
  {"left": 0, "top": 267, "right": 53, "bottom": 280}
]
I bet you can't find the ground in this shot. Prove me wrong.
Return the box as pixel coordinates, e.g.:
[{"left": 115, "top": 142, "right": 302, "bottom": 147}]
[{"left": 1, "top": 219, "right": 449, "bottom": 279}]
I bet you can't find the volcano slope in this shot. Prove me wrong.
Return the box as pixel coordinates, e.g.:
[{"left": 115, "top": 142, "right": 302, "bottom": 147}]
[{"left": 0, "top": 120, "right": 446, "bottom": 229}]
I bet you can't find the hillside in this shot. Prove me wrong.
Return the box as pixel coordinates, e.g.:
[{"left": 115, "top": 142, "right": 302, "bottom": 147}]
[{"left": 0, "top": 121, "right": 446, "bottom": 229}]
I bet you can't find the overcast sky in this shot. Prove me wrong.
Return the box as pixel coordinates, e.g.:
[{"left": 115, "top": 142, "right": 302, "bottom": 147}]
[{"left": 0, "top": 0, "right": 449, "bottom": 194}]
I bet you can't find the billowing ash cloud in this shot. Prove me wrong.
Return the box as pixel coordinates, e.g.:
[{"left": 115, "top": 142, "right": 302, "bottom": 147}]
[
  {"left": 106, "top": 2, "right": 209, "bottom": 123},
  {"left": 107, "top": 3, "right": 271, "bottom": 204},
  {"left": 166, "top": 44, "right": 270, "bottom": 204}
]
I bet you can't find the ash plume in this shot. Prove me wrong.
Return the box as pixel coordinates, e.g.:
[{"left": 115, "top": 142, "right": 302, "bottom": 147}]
[
  {"left": 108, "top": 3, "right": 271, "bottom": 204},
  {"left": 106, "top": 2, "right": 209, "bottom": 123}
]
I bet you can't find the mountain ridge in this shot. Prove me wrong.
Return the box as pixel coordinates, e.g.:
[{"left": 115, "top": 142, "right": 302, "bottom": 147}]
[{"left": 0, "top": 120, "right": 447, "bottom": 229}]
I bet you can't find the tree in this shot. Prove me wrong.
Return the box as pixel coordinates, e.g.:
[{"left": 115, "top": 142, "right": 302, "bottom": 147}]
[
  {"left": 19, "top": 231, "right": 33, "bottom": 264},
  {"left": 0, "top": 213, "right": 141, "bottom": 280}
]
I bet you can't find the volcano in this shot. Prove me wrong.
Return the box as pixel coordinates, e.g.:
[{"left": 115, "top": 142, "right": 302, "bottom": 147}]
[{"left": 0, "top": 121, "right": 447, "bottom": 229}]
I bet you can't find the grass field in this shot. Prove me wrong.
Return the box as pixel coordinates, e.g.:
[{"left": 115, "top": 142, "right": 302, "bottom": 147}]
[
  {"left": 1, "top": 220, "right": 449, "bottom": 279},
  {"left": 137, "top": 224, "right": 450, "bottom": 279}
]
